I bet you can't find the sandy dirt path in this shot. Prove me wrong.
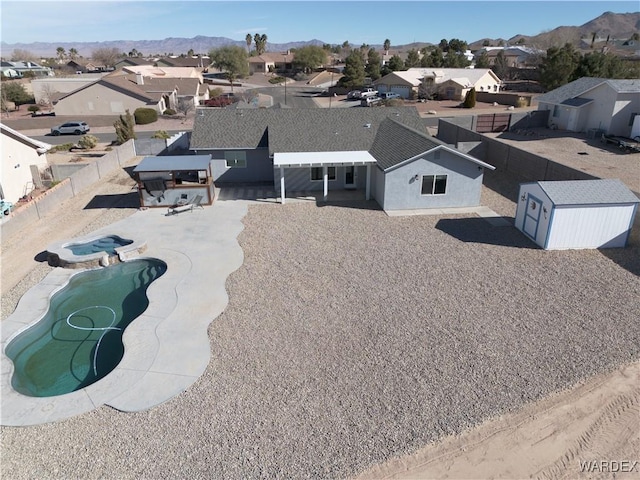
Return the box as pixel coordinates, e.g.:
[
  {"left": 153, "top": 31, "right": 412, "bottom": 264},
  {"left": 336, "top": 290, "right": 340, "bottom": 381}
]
[{"left": 356, "top": 361, "right": 640, "bottom": 479}]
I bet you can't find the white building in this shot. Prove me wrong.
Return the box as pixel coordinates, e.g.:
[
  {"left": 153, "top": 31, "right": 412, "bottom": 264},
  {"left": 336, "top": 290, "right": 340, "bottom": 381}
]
[
  {"left": 515, "top": 179, "right": 639, "bottom": 250},
  {"left": 0, "top": 124, "right": 52, "bottom": 203}
]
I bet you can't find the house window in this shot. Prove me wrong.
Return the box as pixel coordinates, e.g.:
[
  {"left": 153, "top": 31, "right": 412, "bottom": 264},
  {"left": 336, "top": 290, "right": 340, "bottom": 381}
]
[
  {"left": 311, "top": 167, "right": 336, "bottom": 181},
  {"left": 225, "top": 151, "right": 246, "bottom": 168},
  {"left": 421, "top": 175, "right": 447, "bottom": 195},
  {"left": 552, "top": 105, "right": 560, "bottom": 117}
]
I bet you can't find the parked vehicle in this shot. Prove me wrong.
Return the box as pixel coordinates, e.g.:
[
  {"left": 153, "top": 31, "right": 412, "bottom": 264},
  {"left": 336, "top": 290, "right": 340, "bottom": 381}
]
[
  {"left": 361, "top": 96, "right": 383, "bottom": 107},
  {"left": 50, "top": 121, "right": 90, "bottom": 136},
  {"left": 379, "top": 92, "right": 401, "bottom": 100},
  {"left": 360, "top": 88, "right": 378, "bottom": 99},
  {"left": 347, "top": 90, "right": 361, "bottom": 100}
]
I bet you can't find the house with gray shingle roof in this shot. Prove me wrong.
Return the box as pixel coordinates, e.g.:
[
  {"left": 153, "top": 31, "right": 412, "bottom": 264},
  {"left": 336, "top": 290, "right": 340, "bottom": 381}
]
[
  {"left": 190, "top": 107, "right": 495, "bottom": 210},
  {"left": 515, "top": 179, "right": 639, "bottom": 249},
  {"left": 535, "top": 77, "right": 640, "bottom": 137}
]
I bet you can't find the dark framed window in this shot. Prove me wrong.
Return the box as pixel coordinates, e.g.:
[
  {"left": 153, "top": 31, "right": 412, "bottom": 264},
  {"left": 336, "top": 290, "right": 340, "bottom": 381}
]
[
  {"left": 225, "top": 151, "right": 246, "bottom": 168},
  {"left": 421, "top": 174, "right": 447, "bottom": 195},
  {"left": 311, "top": 167, "right": 336, "bottom": 181}
]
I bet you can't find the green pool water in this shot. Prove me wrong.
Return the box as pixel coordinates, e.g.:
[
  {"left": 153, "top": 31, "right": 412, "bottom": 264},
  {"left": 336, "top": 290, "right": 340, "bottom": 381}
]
[{"left": 6, "top": 258, "right": 167, "bottom": 397}]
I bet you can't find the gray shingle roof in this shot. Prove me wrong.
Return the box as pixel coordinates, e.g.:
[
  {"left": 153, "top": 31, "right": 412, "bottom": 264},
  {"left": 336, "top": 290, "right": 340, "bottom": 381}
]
[
  {"left": 534, "top": 77, "right": 606, "bottom": 104},
  {"left": 369, "top": 118, "right": 445, "bottom": 170},
  {"left": 189, "top": 107, "right": 427, "bottom": 155},
  {"left": 538, "top": 179, "right": 640, "bottom": 205}
]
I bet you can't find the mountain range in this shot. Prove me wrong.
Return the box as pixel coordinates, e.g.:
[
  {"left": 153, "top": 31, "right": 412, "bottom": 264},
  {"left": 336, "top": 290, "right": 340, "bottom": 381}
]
[{"left": 1, "top": 11, "right": 638, "bottom": 58}]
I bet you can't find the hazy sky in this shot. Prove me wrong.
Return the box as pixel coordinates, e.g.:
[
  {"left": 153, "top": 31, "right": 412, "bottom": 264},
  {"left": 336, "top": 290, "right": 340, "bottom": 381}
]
[{"left": 1, "top": 0, "right": 637, "bottom": 46}]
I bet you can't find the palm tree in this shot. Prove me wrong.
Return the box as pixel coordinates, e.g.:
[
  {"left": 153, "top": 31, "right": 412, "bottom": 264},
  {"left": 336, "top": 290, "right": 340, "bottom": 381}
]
[
  {"left": 383, "top": 39, "right": 390, "bottom": 54},
  {"left": 56, "top": 47, "right": 66, "bottom": 62},
  {"left": 69, "top": 48, "right": 78, "bottom": 60},
  {"left": 246, "top": 33, "right": 252, "bottom": 54}
]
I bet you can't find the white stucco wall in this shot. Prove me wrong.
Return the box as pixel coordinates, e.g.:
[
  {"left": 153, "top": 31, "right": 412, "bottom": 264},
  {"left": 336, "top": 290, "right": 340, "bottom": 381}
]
[
  {"left": 1, "top": 135, "right": 49, "bottom": 203},
  {"left": 54, "top": 83, "right": 161, "bottom": 115}
]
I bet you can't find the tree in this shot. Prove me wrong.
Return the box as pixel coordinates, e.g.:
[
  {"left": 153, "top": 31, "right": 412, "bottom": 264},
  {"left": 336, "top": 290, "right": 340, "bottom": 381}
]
[
  {"left": 254, "top": 34, "right": 267, "bottom": 55},
  {"left": 176, "top": 98, "right": 194, "bottom": 117},
  {"left": 113, "top": 109, "right": 136, "bottom": 144},
  {"left": 187, "top": 49, "right": 194, "bottom": 57},
  {"left": 444, "top": 51, "right": 470, "bottom": 68},
  {"left": 39, "top": 83, "right": 58, "bottom": 110},
  {"left": 91, "top": 47, "right": 123, "bottom": 67},
  {"left": 572, "top": 51, "right": 631, "bottom": 80},
  {"left": 209, "top": 46, "right": 249, "bottom": 92},
  {"left": 475, "top": 51, "right": 490, "bottom": 68},
  {"left": 418, "top": 77, "right": 437, "bottom": 100},
  {"left": 292, "top": 45, "right": 326, "bottom": 73},
  {"left": 338, "top": 50, "right": 366, "bottom": 89},
  {"left": 422, "top": 48, "right": 444, "bottom": 68},
  {"left": 463, "top": 87, "right": 476, "bottom": 108},
  {"left": 1, "top": 81, "right": 34, "bottom": 105},
  {"left": 387, "top": 54, "right": 405, "bottom": 71},
  {"left": 404, "top": 49, "right": 421, "bottom": 68},
  {"left": 245, "top": 33, "right": 252, "bottom": 54},
  {"left": 11, "top": 49, "right": 38, "bottom": 62},
  {"left": 491, "top": 50, "right": 510, "bottom": 80},
  {"left": 69, "top": 48, "right": 79, "bottom": 60},
  {"left": 365, "top": 48, "right": 381, "bottom": 81},
  {"left": 56, "top": 47, "right": 66, "bottom": 62},
  {"left": 539, "top": 43, "right": 581, "bottom": 90},
  {"left": 383, "top": 39, "right": 391, "bottom": 54}
]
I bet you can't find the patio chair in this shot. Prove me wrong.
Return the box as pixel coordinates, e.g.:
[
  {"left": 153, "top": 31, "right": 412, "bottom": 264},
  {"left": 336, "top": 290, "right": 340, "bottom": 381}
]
[{"left": 168, "top": 194, "right": 204, "bottom": 215}]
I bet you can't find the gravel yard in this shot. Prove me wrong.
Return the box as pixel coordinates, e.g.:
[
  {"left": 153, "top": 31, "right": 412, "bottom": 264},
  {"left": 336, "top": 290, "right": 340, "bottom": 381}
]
[{"left": 2, "top": 177, "right": 639, "bottom": 478}]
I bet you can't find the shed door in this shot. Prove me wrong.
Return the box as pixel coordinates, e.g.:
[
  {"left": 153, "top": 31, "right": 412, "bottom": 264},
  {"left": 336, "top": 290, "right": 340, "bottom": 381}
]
[{"left": 522, "top": 194, "right": 542, "bottom": 240}]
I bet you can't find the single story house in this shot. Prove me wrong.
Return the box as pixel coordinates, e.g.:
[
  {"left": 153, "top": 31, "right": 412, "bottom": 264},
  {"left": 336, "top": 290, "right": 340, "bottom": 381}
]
[
  {"left": 515, "top": 179, "right": 639, "bottom": 250},
  {"left": 374, "top": 68, "right": 502, "bottom": 100},
  {"left": 534, "top": 77, "right": 640, "bottom": 137},
  {"left": 156, "top": 56, "right": 210, "bottom": 70},
  {"left": 248, "top": 52, "right": 294, "bottom": 74},
  {"left": 189, "top": 107, "right": 495, "bottom": 210},
  {"left": 133, "top": 155, "right": 215, "bottom": 208},
  {"left": 52, "top": 71, "right": 208, "bottom": 115},
  {"left": 474, "top": 46, "right": 543, "bottom": 69},
  {"left": 32, "top": 75, "right": 105, "bottom": 107},
  {"left": 0, "top": 124, "right": 52, "bottom": 203},
  {"left": 0, "top": 61, "right": 54, "bottom": 78},
  {"left": 114, "top": 57, "right": 153, "bottom": 70}
]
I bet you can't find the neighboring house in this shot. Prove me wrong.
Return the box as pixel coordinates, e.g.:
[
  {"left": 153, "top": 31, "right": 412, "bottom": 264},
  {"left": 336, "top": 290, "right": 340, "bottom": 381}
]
[
  {"left": 114, "top": 57, "right": 153, "bottom": 70},
  {"left": 248, "top": 52, "right": 294, "bottom": 74},
  {"left": 0, "top": 124, "right": 52, "bottom": 203},
  {"left": 189, "top": 107, "right": 494, "bottom": 210},
  {"left": 121, "top": 65, "right": 203, "bottom": 81},
  {"left": 535, "top": 77, "right": 640, "bottom": 137},
  {"left": 0, "top": 61, "right": 54, "bottom": 78},
  {"left": 515, "top": 179, "right": 639, "bottom": 250},
  {"left": 475, "top": 46, "right": 543, "bottom": 69},
  {"left": 32, "top": 75, "right": 105, "bottom": 107},
  {"left": 156, "top": 56, "right": 210, "bottom": 70},
  {"left": 53, "top": 72, "right": 170, "bottom": 115},
  {"left": 374, "top": 68, "right": 502, "bottom": 100}
]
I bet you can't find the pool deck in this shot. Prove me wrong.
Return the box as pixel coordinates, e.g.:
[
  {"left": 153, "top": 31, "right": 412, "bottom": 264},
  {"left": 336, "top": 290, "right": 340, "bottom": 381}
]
[{"left": 1, "top": 199, "right": 247, "bottom": 426}]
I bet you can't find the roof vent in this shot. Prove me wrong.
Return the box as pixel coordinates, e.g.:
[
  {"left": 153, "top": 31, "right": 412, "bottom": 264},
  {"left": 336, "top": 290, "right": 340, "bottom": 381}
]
[{"left": 364, "top": 123, "right": 371, "bottom": 128}]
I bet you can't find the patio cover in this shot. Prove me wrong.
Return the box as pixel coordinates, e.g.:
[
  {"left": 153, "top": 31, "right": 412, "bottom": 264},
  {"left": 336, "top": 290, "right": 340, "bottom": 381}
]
[
  {"left": 133, "top": 155, "right": 212, "bottom": 173},
  {"left": 273, "top": 151, "right": 377, "bottom": 203}
]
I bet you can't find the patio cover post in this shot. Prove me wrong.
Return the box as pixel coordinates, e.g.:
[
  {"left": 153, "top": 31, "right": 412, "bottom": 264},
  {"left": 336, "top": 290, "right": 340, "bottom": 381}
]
[
  {"left": 365, "top": 164, "right": 371, "bottom": 200},
  {"left": 280, "top": 166, "right": 286, "bottom": 204},
  {"left": 323, "top": 165, "right": 328, "bottom": 201}
]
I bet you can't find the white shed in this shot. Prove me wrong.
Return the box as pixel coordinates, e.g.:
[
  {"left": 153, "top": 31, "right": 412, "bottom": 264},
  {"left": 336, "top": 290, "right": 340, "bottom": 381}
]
[{"left": 515, "top": 179, "right": 639, "bottom": 250}]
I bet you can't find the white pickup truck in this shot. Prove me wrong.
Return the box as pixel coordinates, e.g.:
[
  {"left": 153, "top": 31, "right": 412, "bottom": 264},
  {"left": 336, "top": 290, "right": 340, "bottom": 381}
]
[{"left": 359, "top": 87, "right": 378, "bottom": 98}]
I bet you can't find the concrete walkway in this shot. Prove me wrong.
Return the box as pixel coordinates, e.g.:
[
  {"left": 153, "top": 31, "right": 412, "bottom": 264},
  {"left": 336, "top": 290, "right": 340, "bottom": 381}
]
[{"left": 1, "top": 199, "right": 247, "bottom": 426}]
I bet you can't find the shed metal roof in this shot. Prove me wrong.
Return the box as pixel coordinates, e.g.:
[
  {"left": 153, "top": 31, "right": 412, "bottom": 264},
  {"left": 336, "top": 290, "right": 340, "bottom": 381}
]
[
  {"left": 537, "top": 179, "right": 640, "bottom": 206},
  {"left": 133, "top": 155, "right": 212, "bottom": 172}
]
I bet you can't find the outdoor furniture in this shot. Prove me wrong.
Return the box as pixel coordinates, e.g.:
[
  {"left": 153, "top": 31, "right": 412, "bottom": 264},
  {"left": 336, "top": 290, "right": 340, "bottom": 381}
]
[{"left": 167, "top": 195, "right": 204, "bottom": 215}]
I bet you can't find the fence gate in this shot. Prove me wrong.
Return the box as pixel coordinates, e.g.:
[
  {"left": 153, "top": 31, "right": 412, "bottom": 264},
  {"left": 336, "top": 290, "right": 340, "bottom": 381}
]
[{"left": 476, "top": 114, "right": 511, "bottom": 133}]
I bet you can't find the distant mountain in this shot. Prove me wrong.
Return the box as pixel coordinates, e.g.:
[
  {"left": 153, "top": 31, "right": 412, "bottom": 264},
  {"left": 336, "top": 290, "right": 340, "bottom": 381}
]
[
  {"left": 469, "top": 11, "right": 639, "bottom": 51},
  {"left": 0, "top": 36, "right": 326, "bottom": 58},
  {"left": 1, "top": 11, "right": 637, "bottom": 59}
]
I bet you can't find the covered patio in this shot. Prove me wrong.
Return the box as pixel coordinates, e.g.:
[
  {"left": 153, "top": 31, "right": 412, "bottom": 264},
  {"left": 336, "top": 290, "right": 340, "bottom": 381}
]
[{"left": 273, "top": 151, "right": 376, "bottom": 204}]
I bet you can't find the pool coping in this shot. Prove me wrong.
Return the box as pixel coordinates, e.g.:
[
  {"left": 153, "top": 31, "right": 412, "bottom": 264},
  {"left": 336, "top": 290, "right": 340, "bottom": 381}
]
[{"left": 1, "top": 201, "right": 247, "bottom": 426}]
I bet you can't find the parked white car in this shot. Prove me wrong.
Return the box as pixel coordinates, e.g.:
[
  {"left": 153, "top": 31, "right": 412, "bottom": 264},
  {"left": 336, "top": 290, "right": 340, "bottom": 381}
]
[
  {"left": 379, "top": 92, "right": 401, "bottom": 100},
  {"left": 50, "top": 121, "right": 90, "bottom": 136}
]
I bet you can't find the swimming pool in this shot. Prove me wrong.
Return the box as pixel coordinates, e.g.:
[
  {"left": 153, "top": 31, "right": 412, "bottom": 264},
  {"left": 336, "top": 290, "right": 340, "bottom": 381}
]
[
  {"left": 6, "top": 258, "right": 167, "bottom": 397},
  {"left": 65, "top": 235, "right": 133, "bottom": 256}
]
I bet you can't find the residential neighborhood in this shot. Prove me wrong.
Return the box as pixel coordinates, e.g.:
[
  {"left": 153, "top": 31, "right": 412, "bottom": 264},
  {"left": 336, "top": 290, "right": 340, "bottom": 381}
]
[{"left": 1, "top": 5, "right": 639, "bottom": 480}]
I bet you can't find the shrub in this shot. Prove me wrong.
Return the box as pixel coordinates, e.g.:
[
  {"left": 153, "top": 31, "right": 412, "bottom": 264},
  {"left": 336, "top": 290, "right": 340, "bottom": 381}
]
[
  {"left": 114, "top": 109, "right": 136, "bottom": 144},
  {"left": 209, "top": 87, "right": 224, "bottom": 97},
  {"left": 463, "top": 88, "right": 476, "bottom": 109},
  {"left": 163, "top": 108, "right": 176, "bottom": 116},
  {"left": 50, "top": 143, "right": 74, "bottom": 152},
  {"left": 516, "top": 97, "right": 529, "bottom": 108},
  {"left": 152, "top": 130, "right": 170, "bottom": 139},
  {"left": 134, "top": 107, "right": 158, "bottom": 125},
  {"left": 27, "top": 105, "right": 40, "bottom": 113},
  {"left": 269, "top": 76, "right": 286, "bottom": 85},
  {"left": 77, "top": 134, "right": 98, "bottom": 149}
]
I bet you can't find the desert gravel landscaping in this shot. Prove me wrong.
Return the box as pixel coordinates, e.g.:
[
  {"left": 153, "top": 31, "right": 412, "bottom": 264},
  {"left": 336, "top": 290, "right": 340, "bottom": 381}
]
[{"left": 2, "top": 173, "right": 639, "bottom": 478}]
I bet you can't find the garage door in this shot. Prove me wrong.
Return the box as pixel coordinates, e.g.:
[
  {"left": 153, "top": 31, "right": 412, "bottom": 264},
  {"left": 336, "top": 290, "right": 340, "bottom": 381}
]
[{"left": 391, "top": 86, "right": 410, "bottom": 98}]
